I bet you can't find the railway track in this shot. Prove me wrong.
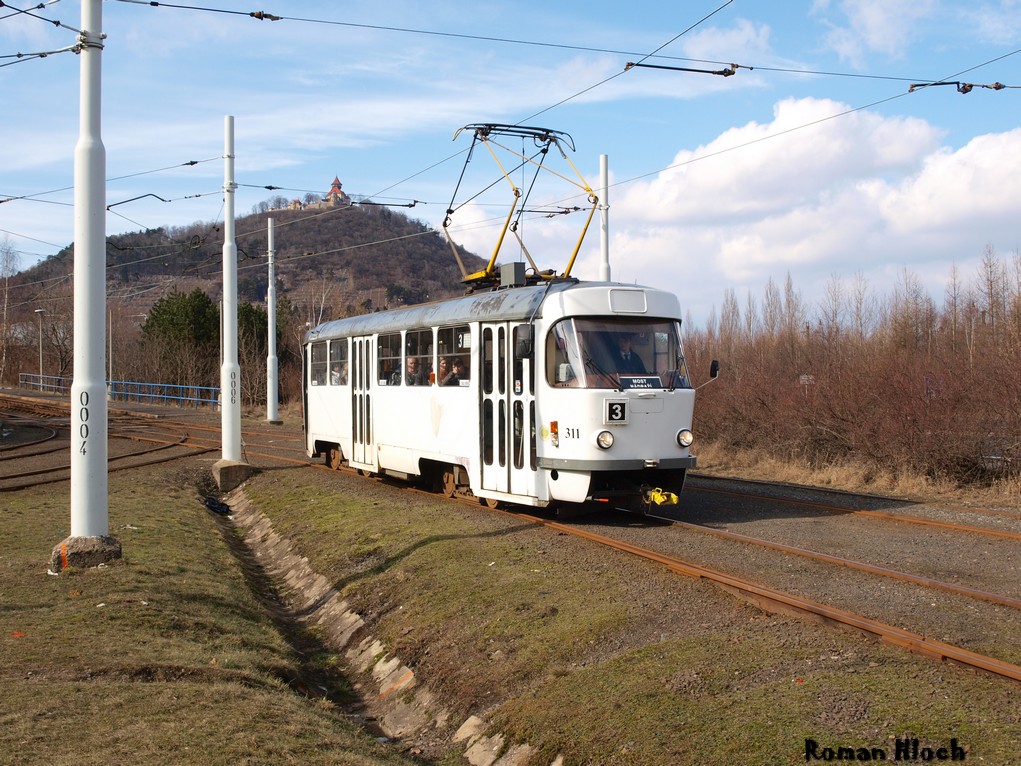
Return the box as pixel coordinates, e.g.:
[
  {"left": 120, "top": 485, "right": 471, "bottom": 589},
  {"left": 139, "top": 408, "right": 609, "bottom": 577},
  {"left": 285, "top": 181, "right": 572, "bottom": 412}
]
[
  {"left": 0, "top": 391, "right": 307, "bottom": 492},
  {"left": 687, "top": 473, "right": 1021, "bottom": 540},
  {"left": 5, "top": 389, "right": 1021, "bottom": 686},
  {"left": 500, "top": 504, "right": 1021, "bottom": 684},
  {"left": 370, "top": 470, "right": 1021, "bottom": 686},
  {"left": 664, "top": 517, "right": 1021, "bottom": 610}
]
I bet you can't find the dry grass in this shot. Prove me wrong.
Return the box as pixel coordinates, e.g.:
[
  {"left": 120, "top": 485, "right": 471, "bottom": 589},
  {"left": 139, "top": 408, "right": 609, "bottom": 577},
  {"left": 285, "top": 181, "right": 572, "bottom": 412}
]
[
  {"left": 0, "top": 467, "right": 416, "bottom": 766},
  {"left": 694, "top": 441, "right": 1021, "bottom": 510},
  {"left": 244, "top": 466, "right": 1021, "bottom": 766},
  {"left": 7, "top": 440, "right": 1019, "bottom": 765}
]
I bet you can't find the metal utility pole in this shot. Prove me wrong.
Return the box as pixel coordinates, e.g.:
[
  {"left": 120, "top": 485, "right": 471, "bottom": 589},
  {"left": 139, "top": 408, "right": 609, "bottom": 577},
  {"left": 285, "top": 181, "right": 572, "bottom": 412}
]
[
  {"left": 34, "top": 308, "right": 45, "bottom": 385},
  {"left": 211, "top": 116, "right": 253, "bottom": 491},
  {"left": 50, "top": 0, "right": 120, "bottom": 572},
  {"left": 599, "top": 154, "right": 611, "bottom": 282},
  {"left": 266, "top": 216, "right": 282, "bottom": 425},
  {"left": 221, "top": 116, "right": 241, "bottom": 460}
]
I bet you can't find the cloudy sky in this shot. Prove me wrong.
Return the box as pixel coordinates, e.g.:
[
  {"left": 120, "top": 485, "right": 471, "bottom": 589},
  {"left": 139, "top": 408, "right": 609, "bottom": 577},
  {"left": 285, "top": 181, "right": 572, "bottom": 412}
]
[{"left": 2, "top": 0, "right": 1020, "bottom": 325}]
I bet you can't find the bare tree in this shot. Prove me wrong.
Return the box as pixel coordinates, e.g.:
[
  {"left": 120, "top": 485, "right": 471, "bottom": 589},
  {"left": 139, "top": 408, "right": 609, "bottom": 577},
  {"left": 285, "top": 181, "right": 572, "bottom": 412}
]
[
  {"left": 294, "top": 276, "right": 334, "bottom": 327},
  {"left": 849, "top": 272, "right": 875, "bottom": 348},
  {"left": 687, "top": 258, "right": 1021, "bottom": 483},
  {"left": 818, "top": 274, "right": 846, "bottom": 343},
  {"left": 943, "top": 263, "right": 963, "bottom": 355},
  {"left": 718, "top": 287, "right": 742, "bottom": 358},
  {"left": 780, "top": 273, "right": 807, "bottom": 364},
  {"left": 761, "top": 276, "right": 782, "bottom": 337},
  {"left": 976, "top": 243, "right": 1005, "bottom": 338},
  {"left": 743, "top": 291, "right": 759, "bottom": 338}
]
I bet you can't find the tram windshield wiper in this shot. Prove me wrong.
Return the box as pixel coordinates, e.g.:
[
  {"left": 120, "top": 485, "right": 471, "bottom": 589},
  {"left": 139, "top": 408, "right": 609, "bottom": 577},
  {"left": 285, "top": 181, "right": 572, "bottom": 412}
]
[{"left": 583, "top": 353, "right": 622, "bottom": 391}]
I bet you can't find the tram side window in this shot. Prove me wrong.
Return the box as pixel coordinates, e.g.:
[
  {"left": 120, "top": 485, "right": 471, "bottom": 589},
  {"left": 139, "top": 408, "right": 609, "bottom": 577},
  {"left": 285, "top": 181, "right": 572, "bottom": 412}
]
[
  {"left": 545, "top": 321, "right": 577, "bottom": 387},
  {"left": 311, "top": 342, "right": 328, "bottom": 386},
  {"left": 405, "top": 329, "right": 432, "bottom": 386},
  {"left": 378, "top": 333, "right": 401, "bottom": 385},
  {"left": 329, "top": 339, "right": 348, "bottom": 385},
  {"left": 513, "top": 325, "right": 533, "bottom": 395},
  {"left": 436, "top": 325, "right": 471, "bottom": 386}
]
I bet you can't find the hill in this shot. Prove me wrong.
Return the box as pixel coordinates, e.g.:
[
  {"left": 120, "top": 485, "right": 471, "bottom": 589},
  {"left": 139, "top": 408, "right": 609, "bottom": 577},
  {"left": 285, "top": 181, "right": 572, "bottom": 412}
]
[{"left": 18, "top": 201, "right": 487, "bottom": 321}]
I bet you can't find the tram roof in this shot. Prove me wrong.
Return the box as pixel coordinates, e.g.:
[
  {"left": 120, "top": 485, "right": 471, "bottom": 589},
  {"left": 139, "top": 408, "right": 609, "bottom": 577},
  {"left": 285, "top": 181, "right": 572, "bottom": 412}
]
[
  {"left": 305, "top": 280, "right": 680, "bottom": 342},
  {"left": 306, "top": 283, "right": 561, "bottom": 342}
]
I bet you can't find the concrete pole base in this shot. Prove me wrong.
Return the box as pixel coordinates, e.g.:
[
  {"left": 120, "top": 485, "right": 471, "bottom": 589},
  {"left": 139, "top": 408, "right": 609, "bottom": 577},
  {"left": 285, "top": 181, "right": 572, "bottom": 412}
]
[
  {"left": 212, "top": 459, "right": 258, "bottom": 492},
  {"left": 49, "top": 535, "right": 122, "bottom": 573}
]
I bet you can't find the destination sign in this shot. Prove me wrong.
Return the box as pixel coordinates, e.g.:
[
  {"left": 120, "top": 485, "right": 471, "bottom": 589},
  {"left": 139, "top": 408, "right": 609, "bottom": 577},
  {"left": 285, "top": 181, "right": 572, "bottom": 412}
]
[{"left": 619, "top": 375, "right": 662, "bottom": 390}]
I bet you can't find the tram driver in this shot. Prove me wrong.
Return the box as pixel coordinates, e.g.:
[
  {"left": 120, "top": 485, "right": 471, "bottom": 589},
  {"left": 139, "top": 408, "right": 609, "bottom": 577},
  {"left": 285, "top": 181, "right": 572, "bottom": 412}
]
[{"left": 615, "top": 333, "right": 647, "bottom": 375}]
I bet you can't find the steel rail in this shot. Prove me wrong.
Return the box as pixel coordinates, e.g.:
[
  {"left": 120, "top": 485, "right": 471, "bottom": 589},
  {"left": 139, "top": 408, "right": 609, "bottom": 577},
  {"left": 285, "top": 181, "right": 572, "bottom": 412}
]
[
  {"left": 691, "top": 483, "right": 1021, "bottom": 541},
  {"left": 0, "top": 428, "right": 59, "bottom": 455},
  {"left": 504, "top": 508, "right": 1021, "bottom": 684},
  {"left": 689, "top": 472, "right": 1021, "bottom": 522},
  {"left": 668, "top": 519, "right": 1021, "bottom": 610},
  {"left": 0, "top": 436, "right": 190, "bottom": 482},
  {"left": 8, "top": 390, "right": 1021, "bottom": 681},
  {"left": 171, "top": 431, "right": 1021, "bottom": 685},
  {"left": 110, "top": 418, "right": 308, "bottom": 453},
  {"left": 0, "top": 444, "right": 218, "bottom": 492},
  {"left": 0, "top": 443, "right": 64, "bottom": 461}
]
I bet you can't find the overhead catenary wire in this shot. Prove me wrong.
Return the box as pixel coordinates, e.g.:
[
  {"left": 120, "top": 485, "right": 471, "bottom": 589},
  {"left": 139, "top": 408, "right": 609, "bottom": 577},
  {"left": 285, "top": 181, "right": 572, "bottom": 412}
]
[
  {"left": 8, "top": 1, "right": 1021, "bottom": 288},
  {"left": 0, "top": 44, "right": 79, "bottom": 67},
  {"left": 0, "top": 0, "right": 81, "bottom": 34},
  {"left": 908, "top": 80, "right": 1018, "bottom": 93},
  {"left": 0, "top": 0, "right": 86, "bottom": 68},
  {"left": 1, "top": 157, "right": 219, "bottom": 206},
  {"left": 111, "top": 0, "right": 946, "bottom": 88},
  {"left": 534, "top": 45, "right": 1021, "bottom": 217}
]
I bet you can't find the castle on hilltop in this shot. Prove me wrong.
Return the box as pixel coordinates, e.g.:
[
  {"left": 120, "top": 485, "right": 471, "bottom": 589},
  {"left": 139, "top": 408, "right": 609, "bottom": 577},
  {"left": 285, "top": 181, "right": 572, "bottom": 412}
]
[{"left": 282, "top": 176, "right": 352, "bottom": 211}]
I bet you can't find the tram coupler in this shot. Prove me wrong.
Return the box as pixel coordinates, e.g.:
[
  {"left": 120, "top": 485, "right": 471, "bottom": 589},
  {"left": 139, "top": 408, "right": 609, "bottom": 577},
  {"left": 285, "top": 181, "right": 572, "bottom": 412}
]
[{"left": 643, "top": 487, "right": 678, "bottom": 506}]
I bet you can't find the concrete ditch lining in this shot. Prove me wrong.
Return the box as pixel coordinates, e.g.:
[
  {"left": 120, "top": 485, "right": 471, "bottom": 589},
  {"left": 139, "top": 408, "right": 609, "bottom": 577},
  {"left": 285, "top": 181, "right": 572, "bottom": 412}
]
[{"left": 225, "top": 487, "right": 560, "bottom": 766}]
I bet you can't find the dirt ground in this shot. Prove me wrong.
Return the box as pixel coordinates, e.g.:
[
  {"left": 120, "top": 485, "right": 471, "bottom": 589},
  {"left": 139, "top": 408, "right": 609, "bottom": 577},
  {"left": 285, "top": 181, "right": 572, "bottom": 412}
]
[
  {"left": 4, "top": 404, "right": 1020, "bottom": 765},
  {"left": 236, "top": 463, "right": 1021, "bottom": 765}
]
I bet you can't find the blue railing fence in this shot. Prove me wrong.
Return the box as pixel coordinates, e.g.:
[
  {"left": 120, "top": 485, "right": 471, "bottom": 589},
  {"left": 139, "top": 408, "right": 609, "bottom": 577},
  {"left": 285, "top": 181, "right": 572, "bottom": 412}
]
[{"left": 19, "top": 374, "right": 220, "bottom": 409}]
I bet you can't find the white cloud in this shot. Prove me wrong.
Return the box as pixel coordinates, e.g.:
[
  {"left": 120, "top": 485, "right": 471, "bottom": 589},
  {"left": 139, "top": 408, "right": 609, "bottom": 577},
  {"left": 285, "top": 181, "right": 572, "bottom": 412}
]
[
  {"left": 616, "top": 97, "right": 941, "bottom": 226},
  {"left": 561, "top": 97, "right": 1021, "bottom": 324},
  {"left": 679, "top": 18, "right": 774, "bottom": 62},
  {"left": 873, "top": 129, "right": 1021, "bottom": 235},
  {"left": 968, "top": 1, "right": 1021, "bottom": 44},
  {"left": 816, "top": 0, "right": 939, "bottom": 66}
]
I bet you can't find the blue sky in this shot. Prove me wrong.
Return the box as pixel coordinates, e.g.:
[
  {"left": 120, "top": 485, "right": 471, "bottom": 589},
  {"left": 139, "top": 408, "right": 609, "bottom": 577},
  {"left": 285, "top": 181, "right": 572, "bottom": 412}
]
[{"left": 3, "top": 0, "right": 1021, "bottom": 325}]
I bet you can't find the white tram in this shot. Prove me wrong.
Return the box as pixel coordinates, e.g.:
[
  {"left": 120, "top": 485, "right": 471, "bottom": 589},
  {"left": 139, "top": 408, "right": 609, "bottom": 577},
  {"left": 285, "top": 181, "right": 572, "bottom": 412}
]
[{"left": 303, "top": 273, "right": 715, "bottom": 510}]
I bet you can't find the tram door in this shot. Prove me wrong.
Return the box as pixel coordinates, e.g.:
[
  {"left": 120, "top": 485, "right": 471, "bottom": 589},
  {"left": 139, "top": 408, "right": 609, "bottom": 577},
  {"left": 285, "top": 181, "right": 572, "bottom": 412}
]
[
  {"left": 351, "top": 336, "right": 372, "bottom": 466},
  {"left": 480, "top": 322, "right": 536, "bottom": 498}
]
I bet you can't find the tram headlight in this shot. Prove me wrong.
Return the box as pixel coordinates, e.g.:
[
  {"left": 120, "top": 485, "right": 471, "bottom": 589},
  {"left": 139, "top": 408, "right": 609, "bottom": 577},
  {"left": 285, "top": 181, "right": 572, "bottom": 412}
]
[
  {"left": 596, "top": 430, "right": 614, "bottom": 450},
  {"left": 676, "top": 429, "right": 694, "bottom": 448}
]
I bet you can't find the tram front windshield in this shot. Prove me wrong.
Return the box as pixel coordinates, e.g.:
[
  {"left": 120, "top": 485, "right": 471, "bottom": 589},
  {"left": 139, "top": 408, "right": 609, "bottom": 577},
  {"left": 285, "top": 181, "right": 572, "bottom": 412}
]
[{"left": 545, "top": 318, "right": 691, "bottom": 389}]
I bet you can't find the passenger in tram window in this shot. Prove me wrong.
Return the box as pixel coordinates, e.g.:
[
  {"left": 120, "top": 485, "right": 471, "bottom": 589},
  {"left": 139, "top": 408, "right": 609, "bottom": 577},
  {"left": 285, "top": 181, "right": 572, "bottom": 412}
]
[
  {"left": 615, "top": 333, "right": 647, "bottom": 374},
  {"left": 393, "top": 356, "right": 427, "bottom": 386},
  {"left": 434, "top": 357, "right": 450, "bottom": 385},
  {"left": 436, "top": 356, "right": 465, "bottom": 386},
  {"left": 330, "top": 363, "right": 342, "bottom": 385},
  {"left": 449, "top": 357, "right": 468, "bottom": 384}
]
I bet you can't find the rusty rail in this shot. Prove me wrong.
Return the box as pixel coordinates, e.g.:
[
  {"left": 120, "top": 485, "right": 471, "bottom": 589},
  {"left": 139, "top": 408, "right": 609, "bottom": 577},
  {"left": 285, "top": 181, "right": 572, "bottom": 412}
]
[{"left": 506, "top": 508, "right": 1021, "bottom": 684}]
